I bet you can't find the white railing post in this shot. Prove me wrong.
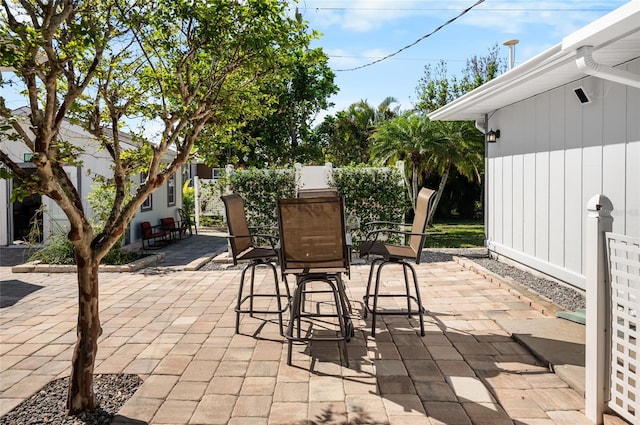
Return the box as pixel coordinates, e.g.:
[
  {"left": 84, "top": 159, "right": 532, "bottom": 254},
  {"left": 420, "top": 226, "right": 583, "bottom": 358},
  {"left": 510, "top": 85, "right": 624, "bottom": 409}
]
[{"left": 585, "top": 194, "right": 614, "bottom": 424}]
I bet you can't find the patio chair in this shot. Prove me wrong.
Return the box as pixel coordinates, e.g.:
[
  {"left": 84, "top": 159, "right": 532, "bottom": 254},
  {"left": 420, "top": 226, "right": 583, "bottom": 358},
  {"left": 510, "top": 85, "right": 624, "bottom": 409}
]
[
  {"left": 277, "top": 196, "right": 353, "bottom": 366},
  {"left": 160, "top": 216, "right": 189, "bottom": 241},
  {"left": 177, "top": 208, "right": 196, "bottom": 236},
  {"left": 140, "top": 221, "right": 171, "bottom": 250},
  {"left": 359, "top": 187, "right": 436, "bottom": 337},
  {"left": 221, "top": 194, "right": 290, "bottom": 335}
]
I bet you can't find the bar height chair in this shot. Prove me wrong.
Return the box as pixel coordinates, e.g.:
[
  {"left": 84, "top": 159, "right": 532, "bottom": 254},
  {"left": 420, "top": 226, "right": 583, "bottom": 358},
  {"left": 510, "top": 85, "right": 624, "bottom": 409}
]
[
  {"left": 221, "top": 194, "right": 290, "bottom": 335},
  {"left": 277, "top": 196, "right": 353, "bottom": 366},
  {"left": 359, "top": 187, "right": 436, "bottom": 337}
]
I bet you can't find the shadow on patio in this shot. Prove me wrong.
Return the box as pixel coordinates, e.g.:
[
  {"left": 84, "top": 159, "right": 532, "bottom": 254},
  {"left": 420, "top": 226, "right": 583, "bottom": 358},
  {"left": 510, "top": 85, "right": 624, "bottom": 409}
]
[{"left": 0, "top": 257, "right": 589, "bottom": 424}]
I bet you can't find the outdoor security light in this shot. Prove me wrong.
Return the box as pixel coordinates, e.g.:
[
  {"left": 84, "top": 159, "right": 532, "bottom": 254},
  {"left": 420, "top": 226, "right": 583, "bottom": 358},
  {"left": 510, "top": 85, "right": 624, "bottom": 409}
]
[{"left": 486, "top": 129, "right": 500, "bottom": 143}]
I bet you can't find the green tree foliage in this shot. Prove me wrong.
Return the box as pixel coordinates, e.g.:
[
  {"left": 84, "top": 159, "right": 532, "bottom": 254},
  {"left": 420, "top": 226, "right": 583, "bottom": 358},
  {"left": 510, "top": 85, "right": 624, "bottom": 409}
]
[
  {"left": 182, "top": 180, "right": 195, "bottom": 217},
  {"left": 424, "top": 120, "right": 483, "bottom": 223},
  {"left": 370, "top": 112, "right": 442, "bottom": 210},
  {"left": 322, "top": 97, "right": 400, "bottom": 166},
  {"left": 216, "top": 47, "right": 338, "bottom": 167},
  {"left": 1, "top": 0, "right": 314, "bottom": 414},
  {"left": 415, "top": 44, "right": 507, "bottom": 113},
  {"left": 408, "top": 44, "right": 506, "bottom": 221}
]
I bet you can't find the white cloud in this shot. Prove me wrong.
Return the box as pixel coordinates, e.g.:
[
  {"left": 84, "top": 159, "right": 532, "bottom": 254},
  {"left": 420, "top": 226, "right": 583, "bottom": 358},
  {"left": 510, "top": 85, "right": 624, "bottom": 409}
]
[
  {"left": 298, "top": 0, "right": 625, "bottom": 36},
  {"left": 299, "top": 0, "right": 432, "bottom": 32},
  {"left": 461, "top": 1, "right": 625, "bottom": 37}
]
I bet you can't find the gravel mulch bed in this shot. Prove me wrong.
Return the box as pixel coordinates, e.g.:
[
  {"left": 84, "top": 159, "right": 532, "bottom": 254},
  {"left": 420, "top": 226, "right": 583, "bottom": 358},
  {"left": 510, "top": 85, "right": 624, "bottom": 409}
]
[
  {"left": 0, "top": 374, "right": 142, "bottom": 425},
  {"left": 470, "top": 257, "right": 586, "bottom": 312}
]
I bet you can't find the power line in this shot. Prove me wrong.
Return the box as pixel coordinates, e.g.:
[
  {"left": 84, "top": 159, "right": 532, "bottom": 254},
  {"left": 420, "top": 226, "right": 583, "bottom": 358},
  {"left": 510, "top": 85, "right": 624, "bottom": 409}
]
[
  {"left": 313, "top": 7, "right": 611, "bottom": 12},
  {"left": 330, "top": 55, "right": 467, "bottom": 62},
  {"left": 335, "top": 0, "right": 486, "bottom": 72}
]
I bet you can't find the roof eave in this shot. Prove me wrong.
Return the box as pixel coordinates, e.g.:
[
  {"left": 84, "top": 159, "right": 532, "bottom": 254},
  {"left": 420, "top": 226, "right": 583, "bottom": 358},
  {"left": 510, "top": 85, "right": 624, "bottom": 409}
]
[{"left": 428, "top": 0, "right": 640, "bottom": 122}]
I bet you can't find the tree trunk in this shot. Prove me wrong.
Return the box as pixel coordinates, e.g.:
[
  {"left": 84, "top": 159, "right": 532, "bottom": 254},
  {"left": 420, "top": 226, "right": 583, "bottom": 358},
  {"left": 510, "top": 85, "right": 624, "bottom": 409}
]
[
  {"left": 428, "top": 164, "right": 451, "bottom": 225},
  {"left": 66, "top": 252, "right": 101, "bottom": 414}
]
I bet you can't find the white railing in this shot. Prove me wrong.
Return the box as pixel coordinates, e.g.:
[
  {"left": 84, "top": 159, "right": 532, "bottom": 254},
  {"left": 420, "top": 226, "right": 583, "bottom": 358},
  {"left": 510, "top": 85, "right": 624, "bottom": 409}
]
[{"left": 606, "top": 232, "right": 639, "bottom": 424}]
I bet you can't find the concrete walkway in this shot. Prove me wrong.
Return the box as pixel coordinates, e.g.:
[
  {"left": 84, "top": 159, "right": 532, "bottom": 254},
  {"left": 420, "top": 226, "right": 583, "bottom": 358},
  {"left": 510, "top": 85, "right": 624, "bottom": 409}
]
[{"left": 0, "top": 237, "right": 618, "bottom": 425}]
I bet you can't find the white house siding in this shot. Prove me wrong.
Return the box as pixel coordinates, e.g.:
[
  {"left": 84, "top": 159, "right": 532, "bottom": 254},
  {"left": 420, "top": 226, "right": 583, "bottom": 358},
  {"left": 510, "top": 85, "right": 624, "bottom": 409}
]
[
  {"left": 1, "top": 115, "right": 181, "bottom": 247},
  {"left": 486, "top": 58, "right": 640, "bottom": 290}
]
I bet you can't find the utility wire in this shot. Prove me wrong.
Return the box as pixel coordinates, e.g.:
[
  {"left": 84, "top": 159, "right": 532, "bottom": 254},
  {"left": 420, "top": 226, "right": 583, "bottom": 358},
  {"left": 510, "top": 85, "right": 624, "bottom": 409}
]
[
  {"left": 316, "top": 7, "right": 610, "bottom": 12},
  {"left": 335, "top": 0, "right": 485, "bottom": 72}
]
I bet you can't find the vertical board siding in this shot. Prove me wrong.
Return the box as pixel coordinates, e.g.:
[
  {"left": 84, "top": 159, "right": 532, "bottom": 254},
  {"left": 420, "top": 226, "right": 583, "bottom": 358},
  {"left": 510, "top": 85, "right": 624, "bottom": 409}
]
[
  {"left": 549, "top": 150, "right": 566, "bottom": 265},
  {"left": 503, "top": 156, "right": 513, "bottom": 247},
  {"left": 487, "top": 60, "right": 639, "bottom": 288},
  {"left": 549, "top": 88, "right": 566, "bottom": 266},
  {"left": 494, "top": 157, "right": 504, "bottom": 243},
  {"left": 626, "top": 142, "right": 640, "bottom": 237},
  {"left": 535, "top": 152, "right": 550, "bottom": 261},
  {"left": 603, "top": 144, "right": 627, "bottom": 227},
  {"left": 523, "top": 153, "right": 537, "bottom": 256},
  {"left": 625, "top": 60, "right": 640, "bottom": 238},
  {"left": 565, "top": 148, "right": 583, "bottom": 273},
  {"left": 513, "top": 154, "right": 525, "bottom": 252},
  {"left": 488, "top": 156, "right": 496, "bottom": 245}
]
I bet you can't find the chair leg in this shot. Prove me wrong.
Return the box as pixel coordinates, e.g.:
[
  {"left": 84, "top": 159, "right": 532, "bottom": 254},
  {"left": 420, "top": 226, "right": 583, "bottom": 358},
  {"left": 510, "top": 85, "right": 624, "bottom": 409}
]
[
  {"left": 328, "top": 278, "right": 349, "bottom": 367},
  {"left": 403, "top": 263, "right": 412, "bottom": 317},
  {"left": 235, "top": 261, "right": 288, "bottom": 335},
  {"left": 335, "top": 274, "right": 354, "bottom": 338},
  {"left": 249, "top": 265, "right": 256, "bottom": 317},
  {"left": 286, "top": 280, "right": 305, "bottom": 365},
  {"left": 406, "top": 262, "right": 425, "bottom": 336},
  {"left": 363, "top": 258, "right": 382, "bottom": 319},
  {"left": 236, "top": 264, "right": 251, "bottom": 334},
  {"left": 365, "top": 259, "right": 425, "bottom": 337},
  {"left": 285, "top": 274, "right": 351, "bottom": 367},
  {"left": 370, "top": 260, "right": 390, "bottom": 337},
  {"left": 269, "top": 262, "right": 285, "bottom": 336}
]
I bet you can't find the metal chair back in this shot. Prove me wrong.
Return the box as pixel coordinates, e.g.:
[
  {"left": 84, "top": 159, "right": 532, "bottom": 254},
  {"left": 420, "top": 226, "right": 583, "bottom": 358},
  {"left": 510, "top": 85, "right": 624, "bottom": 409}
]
[
  {"left": 221, "top": 193, "right": 254, "bottom": 264},
  {"left": 409, "top": 188, "right": 436, "bottom": 262},
  {"left": 277, "top": 196, "right": 349, "bottom": 275}
]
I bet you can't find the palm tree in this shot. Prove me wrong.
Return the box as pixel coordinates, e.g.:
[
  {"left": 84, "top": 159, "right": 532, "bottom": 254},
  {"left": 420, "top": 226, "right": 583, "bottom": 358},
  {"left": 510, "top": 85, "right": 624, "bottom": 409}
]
[
  {"left": 371, "top": 114, "right": 484, "bottom": 222},
  {"left": 370, "top": 112, "right": 442, "bottom": 210},
  {"left": 425, "top": 120, "right": 483, "bottom": 223},
  {"left": 325, "top": 97, "right": 400, "bottom": 165}
]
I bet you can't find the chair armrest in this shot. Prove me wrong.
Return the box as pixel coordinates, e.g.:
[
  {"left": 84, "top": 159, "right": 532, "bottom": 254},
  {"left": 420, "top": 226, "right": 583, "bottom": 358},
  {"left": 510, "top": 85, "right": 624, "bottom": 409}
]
[
  {"left": 363, "top": 221, "right": 412, "bottom": 229},
  {"left": 223, "top": 233, "right": 279, "bottom": 249},
  {"left": 364, "top": 228, "right": 427, "bottom": 244},
  {"left": 363, "top": 220, "right": 413, "bottom": 228}
]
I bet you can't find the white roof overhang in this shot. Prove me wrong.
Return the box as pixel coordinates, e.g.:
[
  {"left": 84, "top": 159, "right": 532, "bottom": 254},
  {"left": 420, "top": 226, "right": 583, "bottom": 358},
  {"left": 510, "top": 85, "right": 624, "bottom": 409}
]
[{"left": 428, "top": 0, "right": 640, "bottom": 122}]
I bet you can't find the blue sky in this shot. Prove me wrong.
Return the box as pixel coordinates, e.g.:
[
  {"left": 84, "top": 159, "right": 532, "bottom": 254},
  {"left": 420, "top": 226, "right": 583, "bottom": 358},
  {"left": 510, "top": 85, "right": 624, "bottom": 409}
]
[
  {"left": 293, "top": 0, "right": 630, "bottom": 118},
  {"left": 2, "top": 1, "right": 630, "bottom": 129}
]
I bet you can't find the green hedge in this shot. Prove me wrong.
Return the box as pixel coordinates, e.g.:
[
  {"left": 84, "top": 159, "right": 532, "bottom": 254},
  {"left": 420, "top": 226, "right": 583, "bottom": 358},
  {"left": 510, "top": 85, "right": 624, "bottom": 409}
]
[
  {"left": 330, "top": 166, "right": 410, "bottom": 246},
  {"left": 225, "top": 166, "right": 409, "bottom": 248},
  {"left": 227, "top": 168, "right": 297, "bottom": 231}
]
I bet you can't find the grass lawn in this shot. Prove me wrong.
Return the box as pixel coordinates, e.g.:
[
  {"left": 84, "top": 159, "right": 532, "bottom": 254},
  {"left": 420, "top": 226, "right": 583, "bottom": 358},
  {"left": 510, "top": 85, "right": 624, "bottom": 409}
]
[{"left": 426, "top": 220, "right": 485, "bottom": 248}]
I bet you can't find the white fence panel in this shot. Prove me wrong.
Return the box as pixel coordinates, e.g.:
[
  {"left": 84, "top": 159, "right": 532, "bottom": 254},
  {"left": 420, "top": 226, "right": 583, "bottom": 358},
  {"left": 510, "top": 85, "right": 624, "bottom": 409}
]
[{"left": 606, "top": 233, "right": 640, "bottom": 424}]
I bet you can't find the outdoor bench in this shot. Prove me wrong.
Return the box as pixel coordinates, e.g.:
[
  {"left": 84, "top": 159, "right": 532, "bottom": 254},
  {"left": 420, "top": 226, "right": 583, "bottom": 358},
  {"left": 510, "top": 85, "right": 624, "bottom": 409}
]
[
  {"left": 160, "top": 217, "right": 189, "bottom": 241},
  {"left": 140, "top": 221, "right": 171, "bottom": 250}
]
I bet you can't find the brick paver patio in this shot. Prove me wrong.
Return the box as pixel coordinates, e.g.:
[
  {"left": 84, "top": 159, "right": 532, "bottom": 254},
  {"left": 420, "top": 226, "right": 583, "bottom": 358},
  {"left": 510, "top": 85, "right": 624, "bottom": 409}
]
[{"left": 0, "top": 257, "right": 593, "bottom": 424}]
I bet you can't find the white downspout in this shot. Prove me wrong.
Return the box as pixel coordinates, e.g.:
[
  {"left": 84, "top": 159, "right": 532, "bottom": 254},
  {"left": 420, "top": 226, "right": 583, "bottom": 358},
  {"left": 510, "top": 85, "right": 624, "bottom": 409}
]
[{"left": 576, "top": 46, "right": 640, "bottom": 88}]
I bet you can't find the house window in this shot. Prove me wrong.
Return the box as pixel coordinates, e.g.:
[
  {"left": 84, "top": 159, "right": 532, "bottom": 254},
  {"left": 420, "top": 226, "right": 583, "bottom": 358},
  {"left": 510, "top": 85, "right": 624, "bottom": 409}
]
[
  {"left": 181, "top": 164, "right": 192, "bottom": 188},
  {"left": 167, "top": 174, "right": 176, "bottom": 207},
  {"left": 141, "top": 173, "right": 152, "bottom": 211}
]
